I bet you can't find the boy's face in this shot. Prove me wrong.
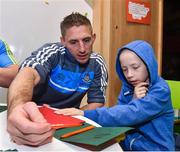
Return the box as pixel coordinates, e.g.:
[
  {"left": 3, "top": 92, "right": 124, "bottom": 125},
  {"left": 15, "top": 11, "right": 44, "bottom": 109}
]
[
  {"left": 61, "top": 25, "right": 96, "bottom": 64},
  {"left": 119, "top": 49, "right": 149, "bottom": 87}
]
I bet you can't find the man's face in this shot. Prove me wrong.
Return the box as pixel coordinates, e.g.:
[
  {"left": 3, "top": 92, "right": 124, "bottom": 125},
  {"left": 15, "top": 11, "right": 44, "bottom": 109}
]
[
  {"left": 120, "top": 49, "right": 149, "bottom": 87},
  {"left": 61, "top": 25, "right": 96, "bottom": 64}
]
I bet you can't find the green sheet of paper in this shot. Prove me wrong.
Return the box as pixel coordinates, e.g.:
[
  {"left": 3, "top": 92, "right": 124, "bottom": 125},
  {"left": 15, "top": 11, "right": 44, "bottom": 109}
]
[
  {"left": 0, "top": 105, "right": 7, "bottom": 113},
  {"left": 54, "top": 123, "right": 132, "bottom": 151}
]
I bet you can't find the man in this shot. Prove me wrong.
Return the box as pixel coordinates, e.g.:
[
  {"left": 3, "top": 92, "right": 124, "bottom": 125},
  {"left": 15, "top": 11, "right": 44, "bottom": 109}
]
[
  {"left": 0, "top": 39, "right": 18, "bottom": 87},
  {"left": 7, "top": 12, "right": 108, "bottom": 146}
]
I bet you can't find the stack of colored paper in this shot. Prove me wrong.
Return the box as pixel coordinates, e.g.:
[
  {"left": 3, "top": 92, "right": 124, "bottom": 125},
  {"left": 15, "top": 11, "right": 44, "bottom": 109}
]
[{"left": 38, "top": 106, "right": 85, "bottom": 129}]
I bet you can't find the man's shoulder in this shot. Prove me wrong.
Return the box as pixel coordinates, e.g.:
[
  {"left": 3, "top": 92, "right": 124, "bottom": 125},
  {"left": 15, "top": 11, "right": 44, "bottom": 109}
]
[
  {"left": 90, "top": 52, "right": 105, "bottom": 63},
  {"left": 89, "top": 52, "right": 108, "bottom": 75},
  {"left": 34, "top": 42, "right": 66, "bottom": 55},
  {"left": 41, "top": 42, "right": 65, "bottom": 49}
]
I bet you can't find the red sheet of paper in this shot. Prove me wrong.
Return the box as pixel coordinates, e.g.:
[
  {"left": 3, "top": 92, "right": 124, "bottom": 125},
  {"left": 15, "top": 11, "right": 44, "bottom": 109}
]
[{"left": 39, "top": 106, "right": 84, "bottom": 129}]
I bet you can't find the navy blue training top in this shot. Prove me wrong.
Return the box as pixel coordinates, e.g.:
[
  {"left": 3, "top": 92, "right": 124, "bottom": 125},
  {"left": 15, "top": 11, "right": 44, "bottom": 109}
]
[{"left": 21, "top": 42, "right": 108, "bottom": 108}]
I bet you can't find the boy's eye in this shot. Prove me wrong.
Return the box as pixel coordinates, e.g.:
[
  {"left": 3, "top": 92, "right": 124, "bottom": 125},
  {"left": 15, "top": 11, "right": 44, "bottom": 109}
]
[
  {"left": 122, "top": 68, "right": 127, "bottom": 72},
  {"left": 133, "top": 66, "right": 139, "bottom": 70}
]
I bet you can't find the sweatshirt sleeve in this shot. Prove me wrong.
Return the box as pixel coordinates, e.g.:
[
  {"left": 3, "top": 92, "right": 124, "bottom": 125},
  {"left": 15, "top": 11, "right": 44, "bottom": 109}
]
[
  {"left": 84, "top": 84, "right": 171, "bottom": 127},
  {"left": 87, "top": 54, "right": 108, "bottom": 104}
]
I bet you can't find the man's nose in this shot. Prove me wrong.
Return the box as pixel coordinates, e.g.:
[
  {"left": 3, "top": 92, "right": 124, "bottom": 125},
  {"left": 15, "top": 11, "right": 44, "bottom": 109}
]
[{"left": 79, "top": 41, "right": 86, "bottom": 53}]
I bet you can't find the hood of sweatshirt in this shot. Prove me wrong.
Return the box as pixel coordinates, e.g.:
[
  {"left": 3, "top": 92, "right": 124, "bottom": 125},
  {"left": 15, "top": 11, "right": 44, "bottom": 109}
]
[{"left": 116, "top": 40, "right": 158, "bottom": 87}]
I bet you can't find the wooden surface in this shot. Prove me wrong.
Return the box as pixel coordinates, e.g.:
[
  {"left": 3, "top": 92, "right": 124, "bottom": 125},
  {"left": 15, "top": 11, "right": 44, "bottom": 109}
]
[{"left": 92, "top": 0, "right": 163, "bottom": 106}]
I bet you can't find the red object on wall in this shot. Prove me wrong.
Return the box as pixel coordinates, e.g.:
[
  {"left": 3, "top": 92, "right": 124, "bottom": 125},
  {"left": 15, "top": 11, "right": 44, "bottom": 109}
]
[{"left": 126, "top": 0, "right": 151, "bottom": 25}]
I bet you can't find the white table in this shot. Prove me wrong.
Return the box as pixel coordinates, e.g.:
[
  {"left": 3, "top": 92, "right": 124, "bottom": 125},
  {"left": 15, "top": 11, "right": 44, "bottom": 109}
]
[{"left": 0, "top": 111, "right": 123, "bottom": 151}]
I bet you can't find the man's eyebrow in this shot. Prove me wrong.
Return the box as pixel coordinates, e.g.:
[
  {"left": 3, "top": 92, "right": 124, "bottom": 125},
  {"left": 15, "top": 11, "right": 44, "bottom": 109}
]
[
  {"left": 68, "top": 35, "right": 92, "bottom": 41},
  {"left": 68, "top": 39, "right": 78, "bottom": 42},
  {"left": 82, "top": 36, "right": 92, "bottom": 39}
]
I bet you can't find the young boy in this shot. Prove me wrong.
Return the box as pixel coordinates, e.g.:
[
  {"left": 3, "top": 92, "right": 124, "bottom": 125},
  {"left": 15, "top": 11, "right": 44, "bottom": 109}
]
[{"left": 56, "top": 40, "right": 175, "bottom": 151}]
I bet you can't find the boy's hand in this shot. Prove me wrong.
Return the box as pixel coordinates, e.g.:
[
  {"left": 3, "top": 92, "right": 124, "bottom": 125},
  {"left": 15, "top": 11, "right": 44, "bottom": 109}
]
[
  {"left": 55, "top": 108, "right": 84, "bottom": 116},
  {"left": 133, "top": 82, "right": 149, "bottom": 99}
]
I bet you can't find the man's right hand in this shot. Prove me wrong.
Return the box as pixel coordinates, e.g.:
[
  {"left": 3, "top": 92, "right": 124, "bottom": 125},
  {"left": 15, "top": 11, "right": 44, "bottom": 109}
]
[{"left": 7, "top": 102, "right": 54, "bottom": 146}]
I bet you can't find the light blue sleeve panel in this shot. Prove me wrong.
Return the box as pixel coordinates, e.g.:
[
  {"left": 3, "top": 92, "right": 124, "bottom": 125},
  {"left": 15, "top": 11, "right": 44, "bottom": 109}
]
[{"left": 0, "top": 39, "right": 17, "bottom": 67}]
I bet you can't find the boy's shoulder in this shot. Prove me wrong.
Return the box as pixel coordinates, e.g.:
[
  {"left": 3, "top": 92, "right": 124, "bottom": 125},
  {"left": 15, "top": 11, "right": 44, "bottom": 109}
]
[{"left": 152, "top": 77, "right": 170, "bottom": 94}]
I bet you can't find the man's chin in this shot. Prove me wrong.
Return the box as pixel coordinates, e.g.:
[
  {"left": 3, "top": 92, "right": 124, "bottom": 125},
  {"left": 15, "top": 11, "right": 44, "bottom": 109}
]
[{"left": 78, "top": 59, "right": 89, "bottom": 64}]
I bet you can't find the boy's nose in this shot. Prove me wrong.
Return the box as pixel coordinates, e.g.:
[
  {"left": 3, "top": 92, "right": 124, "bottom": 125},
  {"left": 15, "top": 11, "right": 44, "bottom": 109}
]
[{"left": 127, "top": 70, "right": 133, "bottom": 78}]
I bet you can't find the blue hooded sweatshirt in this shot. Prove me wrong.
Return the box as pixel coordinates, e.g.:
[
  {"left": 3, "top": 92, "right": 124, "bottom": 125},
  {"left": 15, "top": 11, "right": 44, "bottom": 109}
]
[{"left": 84, "top": 40, "right": 175, "bottom": 151}]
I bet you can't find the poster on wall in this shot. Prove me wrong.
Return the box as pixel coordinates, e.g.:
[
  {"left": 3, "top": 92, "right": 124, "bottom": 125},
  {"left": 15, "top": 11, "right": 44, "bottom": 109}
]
[{"left": 126, "top": 0, "right": 151, "bottom": 25}]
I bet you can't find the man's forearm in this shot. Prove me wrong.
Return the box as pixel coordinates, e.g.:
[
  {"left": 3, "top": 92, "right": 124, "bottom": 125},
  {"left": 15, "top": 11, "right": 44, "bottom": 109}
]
[{"left": 7, "top": 67, "right": 40, "bottom": 114}]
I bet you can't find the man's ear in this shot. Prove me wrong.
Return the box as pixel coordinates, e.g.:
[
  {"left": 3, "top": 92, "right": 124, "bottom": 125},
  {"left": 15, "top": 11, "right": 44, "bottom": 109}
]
[
  {"left": 60, "top": 36, "right": 65, "bottom": 45},
  {"left": 92, "top": 33, "right": 96, "bottom": 43}
]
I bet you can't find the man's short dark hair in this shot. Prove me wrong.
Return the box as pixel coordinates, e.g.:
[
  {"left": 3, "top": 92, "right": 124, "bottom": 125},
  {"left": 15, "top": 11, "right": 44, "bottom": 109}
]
[{"left": 60, "top": 12, "right": 92, "bottom": 37}]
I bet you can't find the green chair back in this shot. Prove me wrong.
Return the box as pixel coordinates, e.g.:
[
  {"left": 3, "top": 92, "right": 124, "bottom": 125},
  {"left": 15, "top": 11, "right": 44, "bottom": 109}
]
[{"left": 166, "top": 80, "right": 180, "bottom": 110}]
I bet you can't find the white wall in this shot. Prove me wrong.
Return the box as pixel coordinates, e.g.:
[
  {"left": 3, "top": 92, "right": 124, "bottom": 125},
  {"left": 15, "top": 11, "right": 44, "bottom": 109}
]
[{"left": 0, "top": 0, "right": 92, "bottom": 103}]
